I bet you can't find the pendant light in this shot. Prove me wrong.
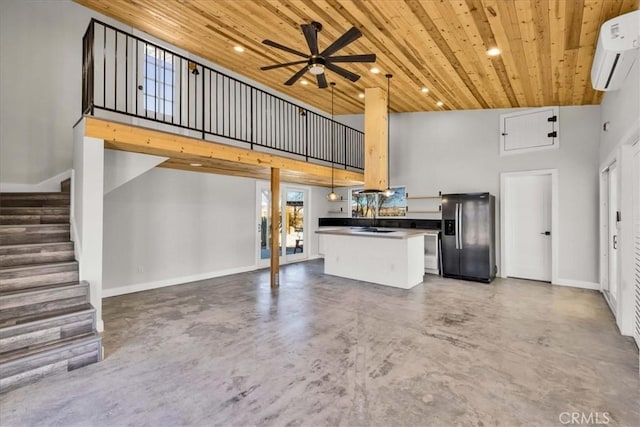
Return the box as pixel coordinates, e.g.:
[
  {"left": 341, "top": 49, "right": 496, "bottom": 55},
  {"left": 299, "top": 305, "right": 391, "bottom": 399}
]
[
  {"left": 382, "top": 74, "right": 394, "bottom": 198},
  {"left": 327, "top": 82, "right": 339, "bottom": 201}
]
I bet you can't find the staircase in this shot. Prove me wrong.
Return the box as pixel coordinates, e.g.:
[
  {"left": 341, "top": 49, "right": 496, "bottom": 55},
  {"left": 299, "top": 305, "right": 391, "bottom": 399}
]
[{"left": 0, "top": 185, "right": 102, "bottom": 394}]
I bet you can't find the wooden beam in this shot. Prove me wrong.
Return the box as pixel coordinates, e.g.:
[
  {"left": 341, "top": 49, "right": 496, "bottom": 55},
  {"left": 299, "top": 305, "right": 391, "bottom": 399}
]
[
  {"left": 84, "top": 117, "right": 364, "bottom": 187},
  {"left": 270, "top": 167, "right": 280, "bottom": 289},
  {"left": 363, "top": 87, "right": 387, "bottom": 192}
]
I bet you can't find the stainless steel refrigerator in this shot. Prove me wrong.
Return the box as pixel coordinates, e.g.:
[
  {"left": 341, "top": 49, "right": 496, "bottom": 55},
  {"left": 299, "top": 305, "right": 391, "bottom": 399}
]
[{"left": 441, "top": 193, "right": 496, "bottom": 283}]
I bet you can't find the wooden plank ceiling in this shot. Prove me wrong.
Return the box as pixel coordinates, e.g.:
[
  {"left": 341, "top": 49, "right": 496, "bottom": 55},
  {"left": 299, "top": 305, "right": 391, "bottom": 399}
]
[{"left": 76, "top": 0, "right": 638, "bottom": 115}]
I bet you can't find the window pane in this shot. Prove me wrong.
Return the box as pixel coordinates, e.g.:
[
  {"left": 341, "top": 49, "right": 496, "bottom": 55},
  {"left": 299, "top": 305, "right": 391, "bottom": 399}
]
[
  {"left": 351, "top": 190, "right": 376, "bottom": 218},
  {"left": 378, "top": 187, "right": 407, "bottom": 217},
  {"left": 350, "top": 187, "right": 407, "bottom": 218}
]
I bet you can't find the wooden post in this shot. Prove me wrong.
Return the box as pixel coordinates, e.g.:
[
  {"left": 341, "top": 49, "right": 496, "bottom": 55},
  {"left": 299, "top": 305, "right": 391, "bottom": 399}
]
[
  {"left": 363, "top": 87, "right": 388, "bottom": 191},
  {"left": 270, "top": 167, "right": 280, "bottom": 288}
]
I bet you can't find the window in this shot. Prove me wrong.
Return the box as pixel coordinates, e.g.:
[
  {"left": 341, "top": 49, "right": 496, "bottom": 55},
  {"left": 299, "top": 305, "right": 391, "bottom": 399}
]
[
  {"left": 351, "top": 187, "right": 407, "bottom": 218},
  {"left": 143, "top": 45, "right": 174, "bottom": 118}
]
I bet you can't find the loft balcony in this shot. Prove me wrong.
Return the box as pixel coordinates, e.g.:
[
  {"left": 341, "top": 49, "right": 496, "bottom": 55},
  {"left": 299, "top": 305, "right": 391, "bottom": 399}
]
[{"left": 81, "top": 20, "right": 364, "bottom": 187}]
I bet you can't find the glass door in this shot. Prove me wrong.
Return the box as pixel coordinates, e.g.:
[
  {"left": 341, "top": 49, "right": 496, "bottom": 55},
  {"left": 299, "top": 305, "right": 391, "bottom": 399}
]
[
  {"left": 256, "top": 183, "right": 308, "bottom": 267},
  {"left": 283, "top": 189, "right": 307, "bottom": 262}
]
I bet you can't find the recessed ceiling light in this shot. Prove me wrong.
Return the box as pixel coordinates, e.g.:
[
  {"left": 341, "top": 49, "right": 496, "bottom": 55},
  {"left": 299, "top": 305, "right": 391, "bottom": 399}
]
[
  {"left": 300, "top": 80, "right": 309, "bottom": 85},
  {"left": 190, "top": 163, "right": 203, "bottom": 167},
  {"left": 370, "top": 67, "right": 380, "bottom": 74},
  {"left": 233, "top": 45, "right": 245, "bottom": 53},
  {"left": 486, "top": 47, "right": 501, "bottom": 56},
  {"left": 421, "top": 87, "right": 429, "bottom": 94},
  {"left": 436, "top": 101, "right": 444, "bottom": 107},
  {"left": 358, "top": 93, "right": 365, "bottom": 99}
]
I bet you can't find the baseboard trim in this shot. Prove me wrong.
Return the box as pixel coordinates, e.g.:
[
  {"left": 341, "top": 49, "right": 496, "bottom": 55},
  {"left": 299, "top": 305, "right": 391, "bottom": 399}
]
[
  {"left": 553, "top": 278, "right": 600, "bottom": 291},
  {"left": 102, "top": 265, "right": 257, "bottom": 298},
  {"left": 0, "top": 169, "right": 71, "bottom": 192}
]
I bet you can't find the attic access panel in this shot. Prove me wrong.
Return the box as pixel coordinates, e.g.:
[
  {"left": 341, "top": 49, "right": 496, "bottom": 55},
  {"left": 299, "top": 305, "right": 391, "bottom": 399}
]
[{"left": 500, "top": 107, "right": 560, "bottom": 156}]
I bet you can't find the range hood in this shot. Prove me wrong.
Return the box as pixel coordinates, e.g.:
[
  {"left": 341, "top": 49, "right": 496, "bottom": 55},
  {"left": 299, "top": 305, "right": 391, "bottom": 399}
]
[{"left": 360, "top": 86, "right": 388, "bottom": 194}]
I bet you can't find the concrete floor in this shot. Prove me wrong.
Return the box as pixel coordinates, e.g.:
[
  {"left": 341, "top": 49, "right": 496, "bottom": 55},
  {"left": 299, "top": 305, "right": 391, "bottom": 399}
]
[{"left": 2, "top": 260, "right": 638, "bottom": 426}]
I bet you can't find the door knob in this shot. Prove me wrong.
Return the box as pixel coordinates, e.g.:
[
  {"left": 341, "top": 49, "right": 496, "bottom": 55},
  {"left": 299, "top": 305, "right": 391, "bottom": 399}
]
[{"left": 540, "top": 231, "right": 551, "bottom": 236}]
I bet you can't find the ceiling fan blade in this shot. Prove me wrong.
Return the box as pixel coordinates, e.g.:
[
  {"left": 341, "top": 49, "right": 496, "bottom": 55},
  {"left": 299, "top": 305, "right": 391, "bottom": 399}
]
[
  {"left": 301, "top": 24, "right": 319, "bottom": 55},
  {"left": 316, "top": 73, "right": 328, "bottom": 89},
  {"left": 326, "top": 63, "right": 360, "bottom": 83},
  {"left": 261, "top": 60, "right": 309, "bottom": 71},
  {"left": 327, "top": 53, "right": 376, "bottom": 63},
  {"left": 284, "top": 66, "right": 309, "bottom": 86},
  {"left": 320, "top": 26, "right": 362, "bottom": 58},
  {"left": 262, "top": 39, "right": 309, "bottom": 58}
]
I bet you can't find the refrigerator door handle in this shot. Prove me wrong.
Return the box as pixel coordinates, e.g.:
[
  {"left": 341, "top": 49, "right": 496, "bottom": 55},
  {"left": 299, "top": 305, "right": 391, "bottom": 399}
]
[
  {"left": 455, "top": 203, "right": 460, "bottom": 249},
  {"left": 454, "top": 203, "right": 458, "bottom": 249},
  {"left": 459, "top": 203, "right": 463, "bottom": 250}
]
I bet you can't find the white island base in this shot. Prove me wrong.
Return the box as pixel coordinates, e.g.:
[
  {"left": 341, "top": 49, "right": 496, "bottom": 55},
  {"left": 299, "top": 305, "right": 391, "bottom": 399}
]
[{"left": 317, "top": 228, "right": 426, "bottom": 289}]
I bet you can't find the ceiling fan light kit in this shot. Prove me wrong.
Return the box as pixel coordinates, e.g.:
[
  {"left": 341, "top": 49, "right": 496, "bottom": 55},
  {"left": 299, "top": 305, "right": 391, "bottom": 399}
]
[{"left": 261, "top": 21, "right": 376, "bottom": 89}]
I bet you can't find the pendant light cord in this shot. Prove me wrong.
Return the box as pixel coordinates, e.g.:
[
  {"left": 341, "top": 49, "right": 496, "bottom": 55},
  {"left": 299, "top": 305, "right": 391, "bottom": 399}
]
[
  {"left": 386, "top": 74, "right": 393, "bottom": 193},
  {"left": 330, "top": 82, "right": 335, "bottom": 191}
]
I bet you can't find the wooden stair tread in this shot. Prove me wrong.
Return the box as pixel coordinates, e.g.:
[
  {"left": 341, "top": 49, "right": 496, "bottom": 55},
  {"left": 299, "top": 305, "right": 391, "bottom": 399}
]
[
  {"left": 0, "top": 281, "right": 87, "bottom": 298},
  {"left": 0, "top": 192, "right": 71, "bottom": 198},
  {"left": 0, "top": 260, "right": 77, "bottom": 273},
  {"left": 0, "top": 241, "right": 74, "bottom": 254},
  {"left": 0, "top": 303, "right": 93, "bottom": 329},
  {"left": 0, "top": 332, "right": 100, "bottom": 366},
  {"left": 0, "top": 223, "right": 69, "bottom": 230},
  {"left": 0, "top": 207, "right": 70, "bottom": 214}
]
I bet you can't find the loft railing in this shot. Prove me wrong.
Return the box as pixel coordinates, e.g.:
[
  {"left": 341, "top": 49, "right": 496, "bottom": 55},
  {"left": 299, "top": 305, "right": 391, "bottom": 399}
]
[{"left": 81, "top": 19, "right": 364, "bottom": 171}]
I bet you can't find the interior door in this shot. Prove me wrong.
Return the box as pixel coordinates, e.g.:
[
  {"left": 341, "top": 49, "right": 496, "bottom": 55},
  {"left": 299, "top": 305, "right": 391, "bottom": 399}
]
[
  {"left": 607, "top": 162, "right": 619, "bottom": 308},
  {"left": 505, "top": 174, "right": 552, "bottom": 281},
  {"left": 633, "top": 143, "right": 640, "bottom": 348}
]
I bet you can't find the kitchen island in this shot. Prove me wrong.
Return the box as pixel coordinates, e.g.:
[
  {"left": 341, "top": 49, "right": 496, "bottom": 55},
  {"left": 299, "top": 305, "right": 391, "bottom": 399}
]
[{"left": 316, "top": 227, "right": 427, "bottom": 289}]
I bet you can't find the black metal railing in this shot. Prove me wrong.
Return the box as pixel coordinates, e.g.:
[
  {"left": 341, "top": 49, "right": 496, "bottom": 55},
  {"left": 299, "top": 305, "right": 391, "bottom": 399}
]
[{"left": 81, "top": 19, "right": 364, "bottom": 170}]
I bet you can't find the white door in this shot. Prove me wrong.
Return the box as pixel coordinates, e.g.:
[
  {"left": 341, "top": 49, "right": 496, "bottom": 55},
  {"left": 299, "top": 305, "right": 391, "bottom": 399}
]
[
  {"left": 605, "top": 162, "right": 619, "bottom": 309},
  {"left": 632, "top": 144, "right": 640, "bottom": 348},
  {"left": 505, "top": 174, "right": 552, "bottom": 281}
]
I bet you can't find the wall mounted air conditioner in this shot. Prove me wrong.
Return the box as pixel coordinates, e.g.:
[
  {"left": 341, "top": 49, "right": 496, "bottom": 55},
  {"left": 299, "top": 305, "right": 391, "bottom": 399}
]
[{"left": 591, "top": 9, "right": 640, "bottom": 91}]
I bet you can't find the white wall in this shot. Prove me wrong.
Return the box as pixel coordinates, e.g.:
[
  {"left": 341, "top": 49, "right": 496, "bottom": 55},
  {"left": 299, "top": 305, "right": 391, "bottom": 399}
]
[
  {"left": 103, "top": 168, "right": 255, "bottom": 294},
  {"left": 0, "top": 0, "right": 334, "bottom": 186},
  {"left": 599, "top": 60, "right": 640, "bottom": 161},
  {"left": 72, "top": 121, "right": 105, "bottom": 331},
  {"left": 598, "top": 59, "right": 640, "bottom": 336},
  {"left": 340, "top": 106, "right": 602, "bottom": 286},
  {"left": 0, "top": 0, "right": 110, "bottom": 184},
  {"left": 102, "top": 166, "right": 328, "bottom": 296}
]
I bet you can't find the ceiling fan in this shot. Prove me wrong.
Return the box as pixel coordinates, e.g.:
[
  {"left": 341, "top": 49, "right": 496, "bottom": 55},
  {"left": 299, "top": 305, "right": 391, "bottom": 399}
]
[{"left": 260, "top": 21, "right": 376, "bottom": 89}]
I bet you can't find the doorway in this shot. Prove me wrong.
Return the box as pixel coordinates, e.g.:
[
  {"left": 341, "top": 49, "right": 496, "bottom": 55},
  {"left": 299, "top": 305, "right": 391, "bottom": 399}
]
[
  {"left": 256, "top": 182, "right": 309, "bottom": 268},
  {"left": 600, "top": 161, "right": 620, "bottom": 312},
  {"left": 501, "top": 170, "right": 557, "bottom": 282}
]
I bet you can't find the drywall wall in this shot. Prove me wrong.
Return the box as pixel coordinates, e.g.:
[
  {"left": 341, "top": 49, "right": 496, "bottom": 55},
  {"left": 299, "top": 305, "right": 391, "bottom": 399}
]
[
  {"left": 339, "top": 105, "right": 601, "bottom": 286},
  {"left": 598, "top": 58, "right": 640, "bottom": 336},
  {"left": 0, "top": 0, "right": 334, "bottom": 186},
  {"left": 103, "top": 167, "right": 256, "bottom": 294},
  {"left": 72, "top": 122, "right": 105, "bottom": 331},
  {"left": 599, "top": 59, "right": 640, "bottom": 161},
  {"left": 0, "top": 0, "right": 117, "bottom": 184},
  {"left": 103, "top": 165, "right": 327, "bottom": 296},
  {"left": 103, "top": 149, "right": 167, "bottom": 195}
]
